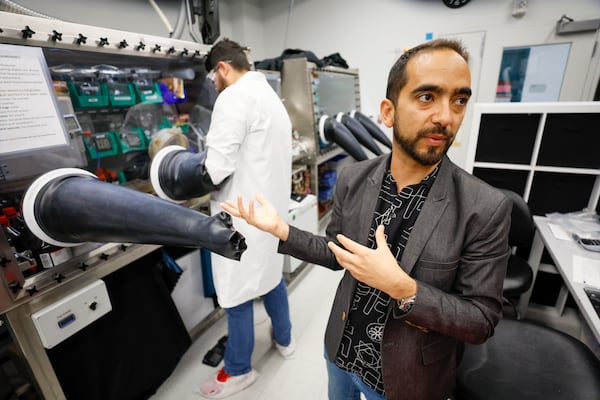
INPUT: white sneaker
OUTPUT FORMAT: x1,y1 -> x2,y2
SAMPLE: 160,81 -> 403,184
274,336 -> 296,359
199,368 -> 258,398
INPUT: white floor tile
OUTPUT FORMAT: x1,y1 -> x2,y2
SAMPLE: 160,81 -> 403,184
149,264 -> 591,399
149,265 -> 343,400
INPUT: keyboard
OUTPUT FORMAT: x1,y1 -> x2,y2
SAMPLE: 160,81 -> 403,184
584,287 -> 600,319
572,233 -> 600,252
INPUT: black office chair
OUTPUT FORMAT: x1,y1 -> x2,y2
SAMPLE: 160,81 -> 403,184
499,189 -> 535,320
456,318 -> 600,400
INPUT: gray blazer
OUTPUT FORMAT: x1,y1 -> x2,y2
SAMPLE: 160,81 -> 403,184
279,154 -> 511,400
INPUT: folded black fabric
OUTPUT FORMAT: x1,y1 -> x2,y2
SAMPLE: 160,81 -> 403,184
254,48 -> 348,71
322,52 -> 349,68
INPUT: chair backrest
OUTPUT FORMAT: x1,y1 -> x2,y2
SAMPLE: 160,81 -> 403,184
456,318 -> 600,400
498,189 -> 536,249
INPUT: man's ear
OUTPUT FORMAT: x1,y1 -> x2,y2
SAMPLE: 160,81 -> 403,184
380,99 -> 395,128
217,61 -> 228,75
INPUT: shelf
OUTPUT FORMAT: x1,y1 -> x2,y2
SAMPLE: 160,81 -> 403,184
533,166 -> 600,175
317,145 -> 345,165
474,163 -> 600,175
473,162 -> 533,171
467,102 -> 600,216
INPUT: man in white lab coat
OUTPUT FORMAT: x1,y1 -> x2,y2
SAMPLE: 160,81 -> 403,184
198,38 -> 294,399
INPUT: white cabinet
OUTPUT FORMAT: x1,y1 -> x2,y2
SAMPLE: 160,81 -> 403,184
465,101 -> 600,311
170,249 -> 216,333
284,195 -> 318,273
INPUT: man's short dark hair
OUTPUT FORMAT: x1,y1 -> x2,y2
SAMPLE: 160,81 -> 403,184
386,38 -> 469,106
204,38 -> 251,72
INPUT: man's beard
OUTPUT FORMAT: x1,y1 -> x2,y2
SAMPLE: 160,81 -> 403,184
393,123 -> 454,166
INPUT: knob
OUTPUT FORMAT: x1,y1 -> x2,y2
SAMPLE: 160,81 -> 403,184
51,30 -> 62,42
99,253 -> 109,260
167,46 -> 176,54
152,44 -> 161,53
21,26 -> 35,39
79,262 -> 89,271
89,301 -> 98,311
76,33 -> 87,45
98,37 -> 109,47
118,40 -> 129,49
25,286 -> 38,296
53,273 -> 65,283
181,48 -> 189,56
136,41 -> 146,51
120,244 -> 128,252
8,282 -> 21,294
192,50 -> 201,58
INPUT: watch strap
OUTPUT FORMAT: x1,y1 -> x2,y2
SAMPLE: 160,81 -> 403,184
395,294 -> 416,317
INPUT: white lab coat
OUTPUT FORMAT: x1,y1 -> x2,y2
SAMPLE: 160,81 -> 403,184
205,71 -> 292,308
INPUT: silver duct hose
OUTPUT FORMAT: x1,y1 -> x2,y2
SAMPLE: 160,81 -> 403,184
0,0 -> 61,20
185,0 -> 204,43
171,0 -> 187,39
147,0 -> 174,34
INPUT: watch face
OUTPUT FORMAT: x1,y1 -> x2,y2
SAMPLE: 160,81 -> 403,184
397,297 -> 415,315
443,0 -> 471,8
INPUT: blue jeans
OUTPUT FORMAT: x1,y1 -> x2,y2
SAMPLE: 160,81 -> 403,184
223,277 -> 291,376
325,350 -> 386,400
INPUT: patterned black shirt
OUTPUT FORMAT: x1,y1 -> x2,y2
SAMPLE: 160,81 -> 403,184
335,163 -> 439,395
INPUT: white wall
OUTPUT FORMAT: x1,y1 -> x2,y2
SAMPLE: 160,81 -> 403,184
253,0 -> 600,166
5,0 -> 239,43
6,0 -> 182,38
7,0 -> 600,166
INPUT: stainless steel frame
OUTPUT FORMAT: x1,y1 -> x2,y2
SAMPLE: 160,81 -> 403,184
0,11 -> 211,61
281,57 -> 361,200
4,242 -> 159,399
0,11 -> 213,398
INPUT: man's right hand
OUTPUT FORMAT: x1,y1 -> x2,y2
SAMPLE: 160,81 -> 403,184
220,194 -> 290,241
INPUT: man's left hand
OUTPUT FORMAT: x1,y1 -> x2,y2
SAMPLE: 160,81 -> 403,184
327,225 -> 417,300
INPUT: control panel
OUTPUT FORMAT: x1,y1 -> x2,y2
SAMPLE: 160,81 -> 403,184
31,280 -> 112,349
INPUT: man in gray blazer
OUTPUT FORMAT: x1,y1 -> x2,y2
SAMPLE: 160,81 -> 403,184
222,38 -> 511,400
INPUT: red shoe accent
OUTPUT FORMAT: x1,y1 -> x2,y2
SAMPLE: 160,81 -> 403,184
216,368 -> 231,383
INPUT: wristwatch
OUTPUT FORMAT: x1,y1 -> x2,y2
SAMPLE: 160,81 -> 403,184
396,295 -> 416,316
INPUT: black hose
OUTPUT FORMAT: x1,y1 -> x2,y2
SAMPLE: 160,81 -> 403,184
25,170 -> 246,260
351,111 -> 392,149
319,116 -> 368,161
337,113 -> 383,156
151,146 -> 224,201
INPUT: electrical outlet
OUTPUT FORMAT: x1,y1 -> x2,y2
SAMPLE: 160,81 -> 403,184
512,0 -> 528,18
